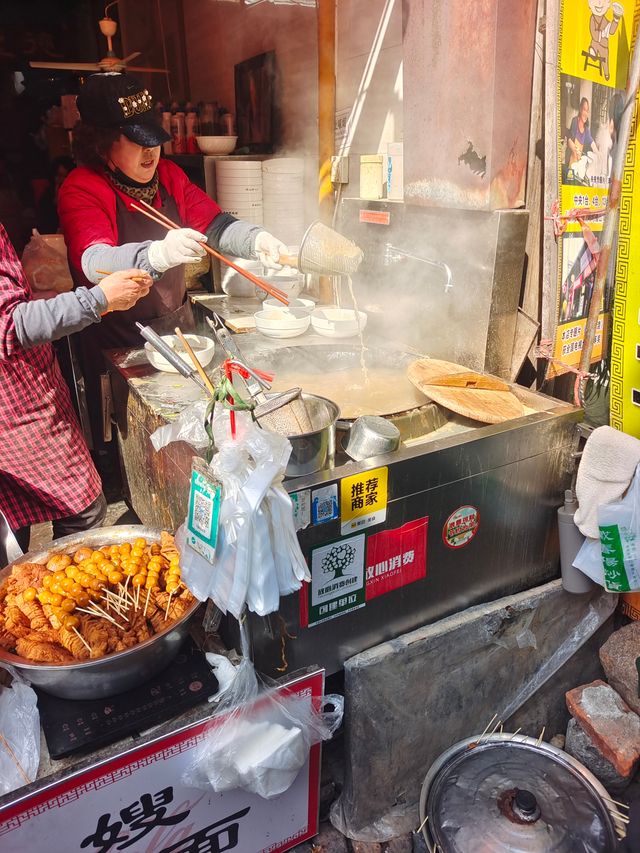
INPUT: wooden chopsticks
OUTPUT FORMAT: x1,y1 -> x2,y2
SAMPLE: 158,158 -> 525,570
130,199 -> 290,306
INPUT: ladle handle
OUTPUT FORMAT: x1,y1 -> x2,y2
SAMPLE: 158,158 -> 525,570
278,253 -> 299,268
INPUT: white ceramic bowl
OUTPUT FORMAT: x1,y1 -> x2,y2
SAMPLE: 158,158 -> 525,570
221,257 -> 264,297
256,270 -> 304,300
216,161 -> 262,174
264,296 -> 315,311
196,136 -> 238,156
216,175 -> 263,187
144,334 -> 215,373
196,136 -> 237,155
254,307 -> 311,338
263,158 -> 305,174
311,308 -> 368,339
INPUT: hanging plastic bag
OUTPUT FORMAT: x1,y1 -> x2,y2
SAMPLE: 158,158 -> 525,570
573,536 -> 605,587
21,230 -> 73,294
0,676 -> 40,794
178,409 -> 310,618
598,463 -> 640,591
182,623 -> 343,799
150,399 -> 211,452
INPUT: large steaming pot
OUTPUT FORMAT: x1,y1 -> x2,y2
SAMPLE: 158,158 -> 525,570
0,525 -> 201,700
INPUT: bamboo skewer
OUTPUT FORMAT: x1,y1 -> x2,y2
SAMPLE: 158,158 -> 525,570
72,627 -> 92,653
164,591 -> 174,621
131,200 -> 290,305
96,269 -> 148,283
174,326 -> 216,395
143,587 -> 152,617
602,795 -> 629,810
76,604 -> 126,631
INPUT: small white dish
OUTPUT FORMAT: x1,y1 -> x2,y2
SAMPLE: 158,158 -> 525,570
144,334 -> 215,373
311,308 -> 368,339
254,307 -> 311,339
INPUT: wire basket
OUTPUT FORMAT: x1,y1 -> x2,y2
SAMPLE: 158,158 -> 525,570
297,220 -> 364,276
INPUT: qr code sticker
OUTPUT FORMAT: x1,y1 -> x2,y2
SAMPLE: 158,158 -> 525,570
316,498 -> 335,521
192,490 -> 212,536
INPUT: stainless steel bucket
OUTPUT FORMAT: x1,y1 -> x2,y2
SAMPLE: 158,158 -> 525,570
284,393 -> 340,477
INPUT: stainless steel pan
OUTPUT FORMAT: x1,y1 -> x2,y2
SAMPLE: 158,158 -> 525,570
0,525 -> 201,700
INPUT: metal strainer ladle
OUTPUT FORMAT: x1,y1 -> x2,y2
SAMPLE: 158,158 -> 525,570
279,220 -> 364,277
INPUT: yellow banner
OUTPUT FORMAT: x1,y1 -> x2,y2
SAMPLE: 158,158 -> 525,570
552,0 -> 635,376
611,43 -> 640,437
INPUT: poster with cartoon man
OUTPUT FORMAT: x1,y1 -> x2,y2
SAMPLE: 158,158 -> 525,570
586,0 -> 624,80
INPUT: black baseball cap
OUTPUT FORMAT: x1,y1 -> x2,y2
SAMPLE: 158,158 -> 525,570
76,72 -> 170,148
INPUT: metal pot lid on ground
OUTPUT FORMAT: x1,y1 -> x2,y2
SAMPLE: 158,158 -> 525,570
420,734 -> 623,852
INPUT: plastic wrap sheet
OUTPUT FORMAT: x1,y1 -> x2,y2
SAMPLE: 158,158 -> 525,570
330,582 -> 617,842
0,677 -> 40,795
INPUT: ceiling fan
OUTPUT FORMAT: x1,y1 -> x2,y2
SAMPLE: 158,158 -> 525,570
29,2 -> 168,75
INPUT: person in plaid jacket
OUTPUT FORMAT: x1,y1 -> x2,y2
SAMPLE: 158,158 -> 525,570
0,223 -> 151,552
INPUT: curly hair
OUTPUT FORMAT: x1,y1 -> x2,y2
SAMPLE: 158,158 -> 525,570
71,122 -> 121,170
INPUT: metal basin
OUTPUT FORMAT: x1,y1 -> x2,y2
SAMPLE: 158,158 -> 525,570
0,525 -> 201,700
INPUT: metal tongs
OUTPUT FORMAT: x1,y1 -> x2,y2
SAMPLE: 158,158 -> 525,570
136,322 -> 209,394
205,314 -> 310,427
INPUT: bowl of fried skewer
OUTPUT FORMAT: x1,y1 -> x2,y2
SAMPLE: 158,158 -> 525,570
0,526 -> 201,699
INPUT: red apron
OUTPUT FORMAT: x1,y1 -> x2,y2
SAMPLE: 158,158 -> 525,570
75,187 -> 195,445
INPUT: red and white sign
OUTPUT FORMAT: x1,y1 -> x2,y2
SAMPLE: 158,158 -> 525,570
0,671 -> 323,853
358,209 -> 391,226
442,505 -> 480,549
365,517 -> 428,600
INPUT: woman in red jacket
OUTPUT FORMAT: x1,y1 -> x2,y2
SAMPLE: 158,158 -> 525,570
58,72 -> 286,444
60,73 -> 286,343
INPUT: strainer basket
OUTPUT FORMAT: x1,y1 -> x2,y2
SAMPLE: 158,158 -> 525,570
294,220 -> 364,276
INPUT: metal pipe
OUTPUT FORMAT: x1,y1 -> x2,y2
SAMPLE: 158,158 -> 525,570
383,243 -> 453,292
577,18 -> 640,388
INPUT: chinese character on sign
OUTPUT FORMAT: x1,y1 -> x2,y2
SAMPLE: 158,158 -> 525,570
81,787 -> 189,852
159,807 -> 251,853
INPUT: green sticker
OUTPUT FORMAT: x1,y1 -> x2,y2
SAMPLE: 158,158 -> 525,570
186,461 -> 221,564
599,523 -> 631,592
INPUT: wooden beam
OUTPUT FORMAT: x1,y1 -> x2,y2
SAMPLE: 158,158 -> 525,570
541,0 -> 560,382
317,0 -> 336,222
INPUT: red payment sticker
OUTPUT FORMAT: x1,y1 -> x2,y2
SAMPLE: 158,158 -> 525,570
365,517 -> 428,600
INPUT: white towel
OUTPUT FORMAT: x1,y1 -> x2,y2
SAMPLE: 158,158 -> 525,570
574,425 -> 640,538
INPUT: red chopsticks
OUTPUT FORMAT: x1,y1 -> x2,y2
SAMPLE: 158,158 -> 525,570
130,199 -> 289,306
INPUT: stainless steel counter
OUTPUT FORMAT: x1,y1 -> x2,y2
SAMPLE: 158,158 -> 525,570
105,308 -> 581,678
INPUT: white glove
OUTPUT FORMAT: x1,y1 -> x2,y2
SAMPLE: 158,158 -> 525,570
254,231 -> 287,270
147,228 -> 208,273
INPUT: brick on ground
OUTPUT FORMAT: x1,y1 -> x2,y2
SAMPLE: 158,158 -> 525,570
351,843 -> 382,853
599,621 -> 640,717
565,679 -> 640,777
293,822 -> 348,853
386,835 -> 413,853
565,718 -> 633,790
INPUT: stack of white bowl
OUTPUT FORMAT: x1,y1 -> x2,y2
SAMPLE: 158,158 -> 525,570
262,158 -> 305,245
215,160 -> 263,224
